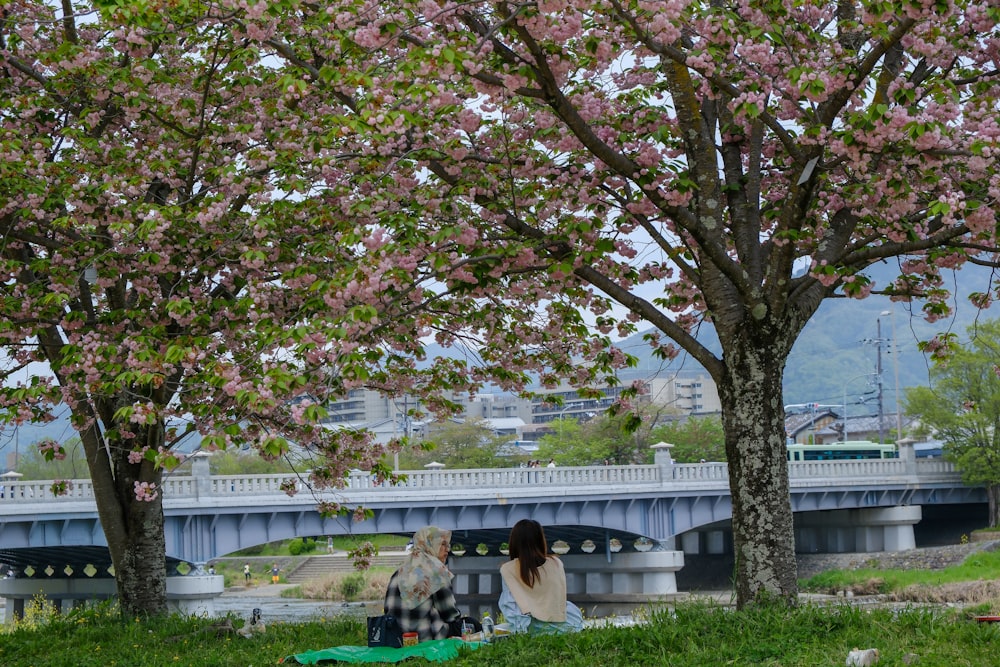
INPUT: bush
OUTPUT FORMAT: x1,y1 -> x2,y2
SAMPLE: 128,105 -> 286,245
297,570 -> 392,601
288,538 -> 306,555
340,573 -> 366,601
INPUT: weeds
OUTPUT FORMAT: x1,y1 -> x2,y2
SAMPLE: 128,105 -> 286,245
287,569 -> 392,601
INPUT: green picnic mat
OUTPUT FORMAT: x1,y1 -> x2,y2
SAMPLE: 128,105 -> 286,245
283,638 -> 479,664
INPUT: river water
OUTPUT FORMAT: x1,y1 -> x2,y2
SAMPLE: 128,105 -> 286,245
0,586 -> 373,626
211,588 -> 373,624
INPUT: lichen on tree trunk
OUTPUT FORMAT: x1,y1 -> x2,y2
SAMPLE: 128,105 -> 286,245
718,331 -> 799,608
114,501 -> 168,616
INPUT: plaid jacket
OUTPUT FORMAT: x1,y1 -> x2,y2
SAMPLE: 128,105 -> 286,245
383,570 -> 461,641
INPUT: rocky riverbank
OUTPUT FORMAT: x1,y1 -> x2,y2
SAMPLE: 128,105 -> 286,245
796,539 -> 1000,580
678,539 -> 1000,594
796,539 -> 1000,604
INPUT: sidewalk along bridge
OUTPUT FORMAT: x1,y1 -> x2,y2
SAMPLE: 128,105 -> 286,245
0,442 -> 984,620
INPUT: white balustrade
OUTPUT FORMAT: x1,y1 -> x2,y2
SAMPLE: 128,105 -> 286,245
0,459 -> 961,508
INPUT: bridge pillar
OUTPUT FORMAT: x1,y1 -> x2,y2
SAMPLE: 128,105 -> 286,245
448,549 -> 685,618
679,529 -> 729,555
0,575 -> 224,624
794,506 -> 921,553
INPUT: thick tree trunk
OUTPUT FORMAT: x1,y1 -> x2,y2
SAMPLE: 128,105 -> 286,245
718,335 -> 798,608
81,418 -> 169,617
112,478 -> 167,616
988,485 -> 1000,528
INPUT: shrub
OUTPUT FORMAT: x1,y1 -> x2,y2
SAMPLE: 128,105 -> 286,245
340,573 -> 366,601
289,538 -> 306,555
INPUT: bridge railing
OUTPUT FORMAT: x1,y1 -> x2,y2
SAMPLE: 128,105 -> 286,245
347,465 -> 662,489
0,458 -> 963,507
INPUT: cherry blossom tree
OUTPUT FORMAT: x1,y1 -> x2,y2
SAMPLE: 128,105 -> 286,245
0,0 -> 486,616
248,0 -> 1000,607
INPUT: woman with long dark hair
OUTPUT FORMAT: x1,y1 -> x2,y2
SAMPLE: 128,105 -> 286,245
498,519 -> 583,634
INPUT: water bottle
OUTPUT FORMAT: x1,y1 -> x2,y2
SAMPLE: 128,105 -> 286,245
481,611 -> 495,641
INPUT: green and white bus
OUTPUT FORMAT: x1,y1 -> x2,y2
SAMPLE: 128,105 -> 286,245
786,440 -> 897,461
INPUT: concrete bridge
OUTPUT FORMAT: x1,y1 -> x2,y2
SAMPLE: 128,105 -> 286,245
0,443 -> 984,620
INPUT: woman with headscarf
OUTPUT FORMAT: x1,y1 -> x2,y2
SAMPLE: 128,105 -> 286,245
499,519 -> 583,635
383,525 -> 464,641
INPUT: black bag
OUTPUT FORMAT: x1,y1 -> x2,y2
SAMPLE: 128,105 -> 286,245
367,614 -> 403,648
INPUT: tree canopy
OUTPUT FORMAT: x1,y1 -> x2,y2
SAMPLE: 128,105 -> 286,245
396,418 -> 521,469
906,319 -> 1000,527
651,415 -> 727,463
536,405 -> 674,465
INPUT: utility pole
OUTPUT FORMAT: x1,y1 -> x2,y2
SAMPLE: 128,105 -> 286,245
876,317 -> 885,444
864,315 -> 889,444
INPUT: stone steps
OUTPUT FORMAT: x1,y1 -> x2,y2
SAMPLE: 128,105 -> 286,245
286,553 -> 407,584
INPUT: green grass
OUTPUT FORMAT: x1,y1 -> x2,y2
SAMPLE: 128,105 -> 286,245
3,601 -> 1000,666
11,540 -> 994,665
329,534 -> 410,551
230,535 -> 409,558
801,549 -> 1000,594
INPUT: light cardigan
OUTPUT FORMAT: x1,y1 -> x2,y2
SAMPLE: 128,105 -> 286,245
499,556 -> 568,622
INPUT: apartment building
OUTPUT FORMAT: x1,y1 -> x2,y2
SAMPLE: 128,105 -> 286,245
319,369 -> 721,444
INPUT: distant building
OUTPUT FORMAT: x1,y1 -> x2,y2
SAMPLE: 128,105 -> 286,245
784,409 -> 841,444
785,412 -> 914,444
474,369 -> 721,441
321,369 -> 722,444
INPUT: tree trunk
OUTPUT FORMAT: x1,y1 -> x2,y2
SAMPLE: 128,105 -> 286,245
112,474 -> 167,617
718,334 -> 798,608
988,484 -> 1000,528
81,418 -> 169,617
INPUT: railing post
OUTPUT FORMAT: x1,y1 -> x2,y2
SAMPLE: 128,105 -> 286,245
191,451 -> 212,499
897,437 -> 917,476
651,441 -> 674,482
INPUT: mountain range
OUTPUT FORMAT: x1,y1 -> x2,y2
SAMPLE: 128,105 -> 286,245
613,262 -> 999,411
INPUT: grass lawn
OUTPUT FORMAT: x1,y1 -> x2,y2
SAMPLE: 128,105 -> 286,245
2,600 -> 999,666
6,545 -> 1000,666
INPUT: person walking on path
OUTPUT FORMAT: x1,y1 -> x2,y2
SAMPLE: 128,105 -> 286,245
270,563 -> 280,584
243,563 -> 251,584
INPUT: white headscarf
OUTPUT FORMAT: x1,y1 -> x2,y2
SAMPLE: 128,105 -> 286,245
397,526 -> 454,609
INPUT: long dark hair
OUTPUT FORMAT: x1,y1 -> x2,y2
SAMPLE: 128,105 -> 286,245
508,519 -> 548,587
